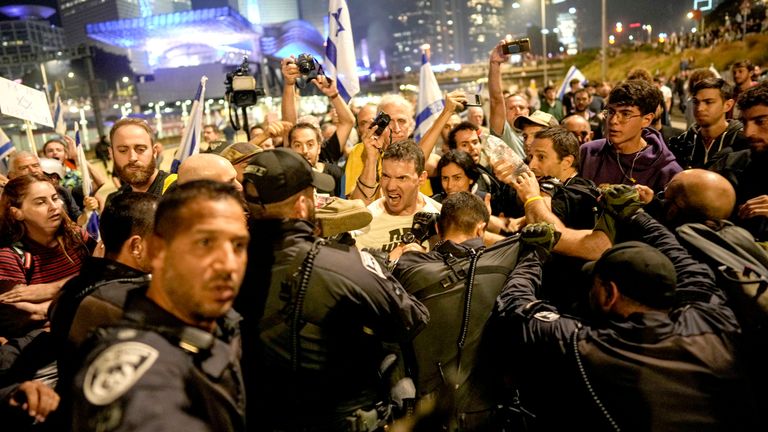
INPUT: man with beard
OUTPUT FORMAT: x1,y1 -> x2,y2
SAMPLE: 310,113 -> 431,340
105,118 -> 176,207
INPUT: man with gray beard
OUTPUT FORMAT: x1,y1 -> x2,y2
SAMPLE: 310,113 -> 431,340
105,118 -> 177,207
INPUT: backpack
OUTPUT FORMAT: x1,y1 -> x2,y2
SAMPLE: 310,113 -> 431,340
394,235 -> 521,400
676,221 -> 768,326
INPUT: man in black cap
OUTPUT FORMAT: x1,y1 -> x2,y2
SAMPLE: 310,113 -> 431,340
239,148 -> 429,431
495,199 -> 755,431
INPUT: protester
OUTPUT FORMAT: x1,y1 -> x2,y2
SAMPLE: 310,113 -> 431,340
240,148 -> 428,430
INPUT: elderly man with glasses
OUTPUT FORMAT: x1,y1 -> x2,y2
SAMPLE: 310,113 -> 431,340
579,80 -> 682,192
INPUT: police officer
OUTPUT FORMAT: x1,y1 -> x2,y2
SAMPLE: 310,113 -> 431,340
241,148 -> 429,431
71,181 -> 250,431
393,192 -> 522,431
495,194 -> 756,431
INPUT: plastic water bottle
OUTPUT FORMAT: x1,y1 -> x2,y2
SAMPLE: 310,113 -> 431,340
483,135 -> 530,176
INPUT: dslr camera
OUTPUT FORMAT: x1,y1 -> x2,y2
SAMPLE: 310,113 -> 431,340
401,212 -> 439,245
369,111 -> 391,136
296,53 -> 318,76
225,56 -> 265,108
501,37 -> 531,55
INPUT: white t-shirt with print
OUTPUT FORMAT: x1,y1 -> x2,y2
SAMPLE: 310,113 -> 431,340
353,193 -> 442,253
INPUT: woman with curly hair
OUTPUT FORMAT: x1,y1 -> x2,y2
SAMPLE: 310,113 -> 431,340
0,173 -> 96,337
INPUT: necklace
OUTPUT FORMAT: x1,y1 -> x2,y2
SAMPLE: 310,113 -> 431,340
615,148 -> 644,184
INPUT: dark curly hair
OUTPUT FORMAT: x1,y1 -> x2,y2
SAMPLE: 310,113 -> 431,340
607,80 -> 663,116
447,121 -> 479,150
737,81 -> 768,112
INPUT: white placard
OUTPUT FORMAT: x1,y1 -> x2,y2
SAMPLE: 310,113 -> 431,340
0,77 -> 53,127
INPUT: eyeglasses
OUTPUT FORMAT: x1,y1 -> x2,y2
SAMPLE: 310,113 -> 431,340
601,109 -> 644,124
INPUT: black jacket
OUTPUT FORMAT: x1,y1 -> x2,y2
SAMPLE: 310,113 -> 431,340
495,212 -> 754,431
72,289 -> 246,432
250,219 -> 429,431
668,120 -> 749,169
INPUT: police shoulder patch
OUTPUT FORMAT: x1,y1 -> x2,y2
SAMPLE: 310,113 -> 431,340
83,341 -> 159,406
533,311 -> 561,322
359,250 -> 387,279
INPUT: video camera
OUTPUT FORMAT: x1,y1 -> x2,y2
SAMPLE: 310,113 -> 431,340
225,56 -> 265,108
369,111 -> 391,136
401,212 -> 439,245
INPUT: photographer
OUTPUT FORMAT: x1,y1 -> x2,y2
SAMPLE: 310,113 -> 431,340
280,55 -> 355,171
392,192 -> 522,431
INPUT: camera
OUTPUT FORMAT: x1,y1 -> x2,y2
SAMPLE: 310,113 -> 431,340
401,212 -> 439,245
501,38 -> 531,55
369,111 -> 391,136
225,56 -> 265,108
296,53 -> 318,76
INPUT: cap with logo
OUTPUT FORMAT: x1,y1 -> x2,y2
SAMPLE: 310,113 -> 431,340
582,240 -> 677,309
242,148 -> 334,205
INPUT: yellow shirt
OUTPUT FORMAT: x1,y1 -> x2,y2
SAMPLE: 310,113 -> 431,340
344,142 -> 433,198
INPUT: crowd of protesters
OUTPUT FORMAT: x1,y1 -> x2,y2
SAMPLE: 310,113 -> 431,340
0,34 -> 767,432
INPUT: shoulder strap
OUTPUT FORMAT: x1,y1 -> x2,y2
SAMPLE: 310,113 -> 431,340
162,173 -> 178,194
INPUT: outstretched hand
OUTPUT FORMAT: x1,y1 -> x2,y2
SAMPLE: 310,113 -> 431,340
520,222 -> 560,252
600,184 -> 645,220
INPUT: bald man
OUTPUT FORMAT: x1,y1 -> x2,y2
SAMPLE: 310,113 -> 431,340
177,153 -> 242,191
662,169 -> 736,228
561,115 -> 594,145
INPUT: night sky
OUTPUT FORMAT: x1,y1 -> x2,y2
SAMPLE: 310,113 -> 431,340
346,0 -> 703,57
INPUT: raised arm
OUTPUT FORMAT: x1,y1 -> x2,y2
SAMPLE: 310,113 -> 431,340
488,41 -> 510,136
280,56 -> 300,124
347,126 -> 382,205
313,75 -> 355,151
418,90 -> 466,176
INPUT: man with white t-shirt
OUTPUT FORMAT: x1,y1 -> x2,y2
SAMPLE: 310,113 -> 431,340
354,140 -> 441,254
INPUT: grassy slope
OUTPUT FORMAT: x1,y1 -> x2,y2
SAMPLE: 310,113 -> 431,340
567,33 -> 768,82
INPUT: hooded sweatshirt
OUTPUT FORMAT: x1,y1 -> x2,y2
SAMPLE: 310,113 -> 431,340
580,127 -> 682,192
668,119 -> 750,169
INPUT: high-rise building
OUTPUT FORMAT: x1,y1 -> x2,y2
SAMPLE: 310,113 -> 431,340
389,0 -> 505,72
58,0 -> 191,48
0,3 -> 65,78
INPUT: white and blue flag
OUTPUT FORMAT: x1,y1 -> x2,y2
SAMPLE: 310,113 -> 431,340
74,122 -> 100,240
414,52 -> 445,143
53,91 -> 66,136
171,76 -> 207,174
0,127 -> 14,176
556,65 -> 586,100
325,0 -> 360,102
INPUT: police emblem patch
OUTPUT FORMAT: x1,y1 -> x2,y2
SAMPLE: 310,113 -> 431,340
83,342 -> 159,406
359,250 -> 386,279
533,311 -> 560,322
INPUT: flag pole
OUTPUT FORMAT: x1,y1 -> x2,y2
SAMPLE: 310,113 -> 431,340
24,121 -> 36,154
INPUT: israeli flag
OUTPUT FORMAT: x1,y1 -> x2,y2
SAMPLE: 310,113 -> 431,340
0,127 -> 14,176
414,53 -> 445,143
74,122 -> 100,240
171,76 -> 207,174
53,91 -> 66,136
325,0 -> 360,102
556,65 -> 586,100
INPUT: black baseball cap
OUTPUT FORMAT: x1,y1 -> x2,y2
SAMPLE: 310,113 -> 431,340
242,148 -> 334,205
582,241 -> 677,309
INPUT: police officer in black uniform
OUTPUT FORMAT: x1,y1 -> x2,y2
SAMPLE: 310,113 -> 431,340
240,148 -> 429,431
71,181 -> 250,431
393,192 -> 522,431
